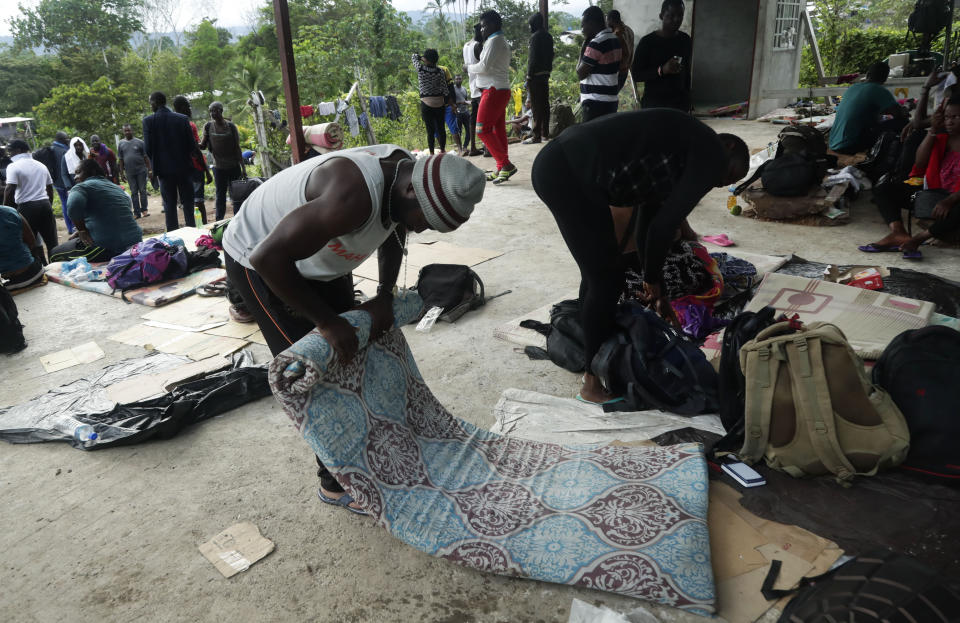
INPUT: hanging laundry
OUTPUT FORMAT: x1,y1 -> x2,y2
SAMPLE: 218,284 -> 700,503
358,111 -> 369,130
512,87 -> 522,116
368,96 -> 388,118
315,101 -> 337,116
345,107 -> 359,136
300,104 -> 316,118
336,99 -> 349,114
385,96 -> 402,121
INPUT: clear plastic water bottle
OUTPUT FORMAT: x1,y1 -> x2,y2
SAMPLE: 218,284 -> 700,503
194,206 -> 202,225
74,424 -> 98,448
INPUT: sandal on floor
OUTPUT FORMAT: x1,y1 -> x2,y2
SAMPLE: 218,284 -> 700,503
858,243 -> 902,253
317,489 -> 368,515
492,166 -> 518,185
197,281 -> 228,297
902,249 -> 923,260
485,170 -> 501,181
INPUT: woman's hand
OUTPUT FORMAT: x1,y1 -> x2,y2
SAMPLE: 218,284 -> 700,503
642,281 -> 681,329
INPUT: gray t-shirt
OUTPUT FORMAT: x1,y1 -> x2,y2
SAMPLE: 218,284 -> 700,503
117,138 -> 148,176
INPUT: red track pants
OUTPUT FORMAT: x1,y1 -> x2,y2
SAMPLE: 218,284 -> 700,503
476,87 -> 512,170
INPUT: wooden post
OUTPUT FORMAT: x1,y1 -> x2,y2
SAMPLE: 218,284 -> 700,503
803,9 -> 826,85
944,0 -> 956,68
250,92 -> 273,178
354,78 -> 378,146
539,0 -> 548,29
274,0 -> 305,165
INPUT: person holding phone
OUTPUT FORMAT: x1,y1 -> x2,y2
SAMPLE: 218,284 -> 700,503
631,0 -> 692,111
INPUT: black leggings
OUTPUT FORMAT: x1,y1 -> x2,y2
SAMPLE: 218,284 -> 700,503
224,252 -> 355,493
873,181 -> 960,237
420,102 -> 446,153
18,200 -> 58,262
49,238 -> 113,263
532,141 -> 638,372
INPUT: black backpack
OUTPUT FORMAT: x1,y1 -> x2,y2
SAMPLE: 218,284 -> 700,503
872,325 -> 960,482
414,264 -> 485,322
518,299 -> 587,373
859,131 -> 903,183
771,549 -> 960,622
0,283 -> 26,354
592,302 -> 720,415
776,125 -> 827,160
735,126 -> 831,197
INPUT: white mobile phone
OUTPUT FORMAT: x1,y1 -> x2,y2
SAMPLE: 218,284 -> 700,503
721,461 -> 766,488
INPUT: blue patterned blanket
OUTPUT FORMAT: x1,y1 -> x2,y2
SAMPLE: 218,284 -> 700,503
268,292 -> 715,613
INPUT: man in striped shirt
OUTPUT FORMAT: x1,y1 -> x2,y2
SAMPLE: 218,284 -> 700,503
577,6 -> 622,122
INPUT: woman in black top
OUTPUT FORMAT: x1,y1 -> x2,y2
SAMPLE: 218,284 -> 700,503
200,101 -> 246,220
531,110 -> 748,404
413,49 -> 453,154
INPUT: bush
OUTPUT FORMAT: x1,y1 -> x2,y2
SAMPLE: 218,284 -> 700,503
800,28 -> 910,86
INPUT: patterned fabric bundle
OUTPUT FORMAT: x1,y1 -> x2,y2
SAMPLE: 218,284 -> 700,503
268,292 -> 716,613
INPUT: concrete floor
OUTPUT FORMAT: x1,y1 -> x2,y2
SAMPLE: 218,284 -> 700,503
2,119 -> 958,623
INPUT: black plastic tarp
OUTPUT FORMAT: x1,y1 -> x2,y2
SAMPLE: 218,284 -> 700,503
0,350 -> 271,449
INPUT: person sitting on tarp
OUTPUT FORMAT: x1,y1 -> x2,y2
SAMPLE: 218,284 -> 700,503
0,203 -> 45,291
531,109 -> 749,404
860,97 -> 960,260
222,146 -> 485,514
829,62 -> 908,155
49,160 -> 143,263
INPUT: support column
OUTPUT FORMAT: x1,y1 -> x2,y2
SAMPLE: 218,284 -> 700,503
274,0 -> 305,165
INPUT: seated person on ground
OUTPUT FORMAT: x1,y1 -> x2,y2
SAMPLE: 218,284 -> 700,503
829,62 -> 908,155
861,97 -> 960,260
49,160 -> 143,263
221,146 -> 485,513
531,109 -> 749,404
0,204 -> 45,290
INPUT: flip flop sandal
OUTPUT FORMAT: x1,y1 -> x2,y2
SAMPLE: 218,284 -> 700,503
902,249 -> 923,260
493,167 -> 518,185
701,234 -> 735,247
858,243 -> 902,253
197,282 -> 228,297
485,170 -> 500,181
317,489 -> 368,515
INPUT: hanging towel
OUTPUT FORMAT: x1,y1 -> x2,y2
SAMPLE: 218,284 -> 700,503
345,107 -> 359,136
300,104 -> 316,118
358,111 -> 370,130
316,101 -> 337,116
385,95 -> 402,121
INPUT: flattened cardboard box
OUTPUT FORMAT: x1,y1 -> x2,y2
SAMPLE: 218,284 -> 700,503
199,522 -> 274,578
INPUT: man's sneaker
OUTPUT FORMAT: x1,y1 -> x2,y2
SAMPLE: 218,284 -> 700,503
229,304 -> 255,324
492,165 -> 518,185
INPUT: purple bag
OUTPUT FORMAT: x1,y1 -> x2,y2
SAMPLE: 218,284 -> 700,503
106,238 -> 188,291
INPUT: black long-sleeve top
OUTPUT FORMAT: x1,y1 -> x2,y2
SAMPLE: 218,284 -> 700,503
550,109 -> 726,283
528,29 -> 554,76
631,30 -> 692,111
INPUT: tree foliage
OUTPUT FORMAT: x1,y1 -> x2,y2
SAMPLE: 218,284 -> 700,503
34,76 -> 144,142
182,19 -> 234,94
0,48 -> 57,115
10,0 -> 142,53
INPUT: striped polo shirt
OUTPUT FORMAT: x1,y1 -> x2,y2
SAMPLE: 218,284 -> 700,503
580,28 -> 622,103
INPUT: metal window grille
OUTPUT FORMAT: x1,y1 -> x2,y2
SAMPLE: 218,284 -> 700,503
773,0 -> 802,50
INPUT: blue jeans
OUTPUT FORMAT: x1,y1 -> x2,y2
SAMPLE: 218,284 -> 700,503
127,171 -> 148,217
158,175 -> 195,231
55,186 -> 73,233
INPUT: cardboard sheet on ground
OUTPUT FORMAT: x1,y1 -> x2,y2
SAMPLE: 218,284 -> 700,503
141,295 -> 229,329
40,341 -> 105,373
199,522 -> 275,578
46,264 -> 225,307
268,292 -> 717,613
491,388 -> 725,445
106,355 -> 234,403
352,240 -> 502,282
108,322 -> 247,361
745,272 -> 935,359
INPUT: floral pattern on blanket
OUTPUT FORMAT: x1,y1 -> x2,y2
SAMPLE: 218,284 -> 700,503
269,292 -> 715,613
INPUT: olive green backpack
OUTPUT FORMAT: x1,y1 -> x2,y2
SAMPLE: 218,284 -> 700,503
738,321 -> 910,484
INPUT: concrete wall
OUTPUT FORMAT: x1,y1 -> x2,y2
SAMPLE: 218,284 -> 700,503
690,0 -> 758,109
614,0 -> 695,43
748,0 -> 807,118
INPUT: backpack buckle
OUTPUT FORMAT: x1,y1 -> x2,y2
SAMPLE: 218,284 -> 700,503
793,336 -> 808,351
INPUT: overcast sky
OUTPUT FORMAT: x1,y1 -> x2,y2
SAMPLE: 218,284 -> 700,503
1,0 -> 591,37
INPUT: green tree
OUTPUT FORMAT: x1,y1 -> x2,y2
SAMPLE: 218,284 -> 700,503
34,76 -> 143,142
147,49 -> 194,98
0,48 -> 57,115
182,19 -> 235,95
222,50 -> 282,115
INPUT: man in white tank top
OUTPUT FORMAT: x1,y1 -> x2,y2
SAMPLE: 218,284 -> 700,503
223,146 -> 484,512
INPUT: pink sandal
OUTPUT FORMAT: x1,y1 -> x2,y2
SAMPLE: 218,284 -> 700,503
701,234 -> 735,247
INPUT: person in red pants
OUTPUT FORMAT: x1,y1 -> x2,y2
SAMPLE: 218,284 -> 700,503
468,10 -> 517,185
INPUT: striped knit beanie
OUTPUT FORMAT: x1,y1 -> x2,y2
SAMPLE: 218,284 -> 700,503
412,153 -> 485,232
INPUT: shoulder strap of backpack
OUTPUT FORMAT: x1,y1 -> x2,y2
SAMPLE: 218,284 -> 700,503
468,268 -> 485,305
733,160 -> 768,196
739,341 -> 780,462
784,334 -> 857,483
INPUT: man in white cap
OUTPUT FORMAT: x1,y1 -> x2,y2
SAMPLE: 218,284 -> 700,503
222,144 -> 485,513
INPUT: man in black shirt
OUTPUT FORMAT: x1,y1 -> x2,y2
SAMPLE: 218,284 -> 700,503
525,12 -> 554,144
531,110 -> 749,404
632,0 -> 692,111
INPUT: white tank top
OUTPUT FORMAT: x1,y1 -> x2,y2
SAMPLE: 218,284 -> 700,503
223,145 -> 412,281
